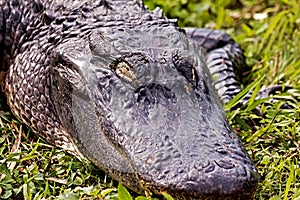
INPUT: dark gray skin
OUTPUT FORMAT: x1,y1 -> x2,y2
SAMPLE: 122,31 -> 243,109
0,0 -> 258,199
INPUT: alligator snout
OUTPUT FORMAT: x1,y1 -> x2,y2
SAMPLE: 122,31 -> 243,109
128,109 -> 258,199
145,156 -> 258,199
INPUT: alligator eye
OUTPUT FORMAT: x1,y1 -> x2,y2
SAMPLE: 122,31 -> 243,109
110,59 -> 138,84
172,51 -> 199,88
116,61 -> 138,82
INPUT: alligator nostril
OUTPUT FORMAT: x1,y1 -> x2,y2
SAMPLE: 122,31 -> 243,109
135,83 -> 176,105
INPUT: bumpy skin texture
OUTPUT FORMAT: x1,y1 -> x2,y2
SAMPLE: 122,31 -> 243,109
0,0 -> 258,199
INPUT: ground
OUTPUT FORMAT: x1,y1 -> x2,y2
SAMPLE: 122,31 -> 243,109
0,0 -> 300,199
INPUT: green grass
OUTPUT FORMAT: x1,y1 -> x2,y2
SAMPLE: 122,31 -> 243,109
1,0 -> 300,199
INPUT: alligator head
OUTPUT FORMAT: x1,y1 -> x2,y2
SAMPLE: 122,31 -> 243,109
49,25 -> 258,199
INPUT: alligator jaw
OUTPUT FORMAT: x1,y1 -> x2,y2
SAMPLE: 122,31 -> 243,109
49,29 -> 258,198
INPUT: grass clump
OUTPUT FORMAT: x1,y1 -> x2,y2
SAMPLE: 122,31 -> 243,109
1,0 -> 300,199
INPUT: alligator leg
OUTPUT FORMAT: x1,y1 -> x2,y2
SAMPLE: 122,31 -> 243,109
184,28 -> 245,104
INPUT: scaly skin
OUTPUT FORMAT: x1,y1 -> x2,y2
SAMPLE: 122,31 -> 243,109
0,0 -> 258,199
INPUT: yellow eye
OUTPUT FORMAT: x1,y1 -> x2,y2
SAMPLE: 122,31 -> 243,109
116,61 -> 138,84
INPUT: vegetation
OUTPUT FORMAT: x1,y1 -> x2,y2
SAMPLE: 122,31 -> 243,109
1,0 -> 300,199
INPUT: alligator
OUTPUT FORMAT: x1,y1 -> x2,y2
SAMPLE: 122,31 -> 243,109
0,0 -> 259,199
